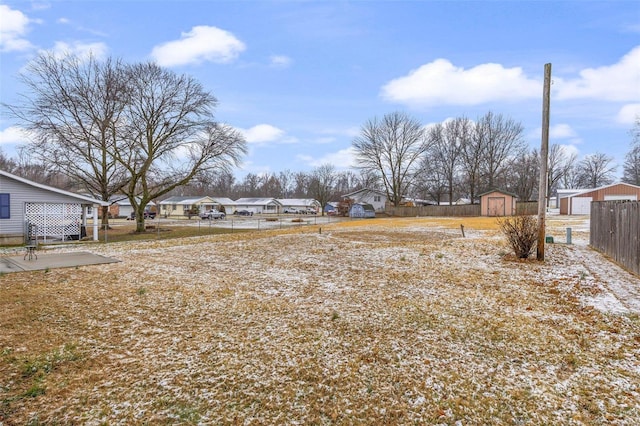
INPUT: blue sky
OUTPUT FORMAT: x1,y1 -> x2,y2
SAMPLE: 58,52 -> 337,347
1,1 -> 639,179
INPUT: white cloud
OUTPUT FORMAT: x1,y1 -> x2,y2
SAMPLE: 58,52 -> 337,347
558,144 -> 580,158
48,41 -> 109,60
297,147 -> 356,169
381,59 -> 540,106
151,26 -> 245,67
0,126 -> 30,145
0,5 -> 35,52
269,55 -> 292,68
616,103 -> 640,124
238,124 -> 298,145
555,46 -> 640,102
549,123 -> 578,139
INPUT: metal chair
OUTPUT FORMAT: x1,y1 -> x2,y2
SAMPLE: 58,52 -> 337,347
24,223 -> 38,261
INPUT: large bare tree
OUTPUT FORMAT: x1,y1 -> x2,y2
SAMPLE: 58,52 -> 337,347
622,117 -> 640,185
119,63 -> 246,231
426,117 -> 470,204
6,53 -> 131,225
547,144 -> 577,206
575,152 -> 617,188
352,111 -> 430,206
308,164 -> 336,215
475,111 -> 527,190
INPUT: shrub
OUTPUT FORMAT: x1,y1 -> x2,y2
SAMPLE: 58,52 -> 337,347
498,214 -> 539,259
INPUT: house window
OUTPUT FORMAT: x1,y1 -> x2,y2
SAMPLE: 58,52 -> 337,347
374,195 -> 381,202
172,204 -> 177,211
0,194 -> 9,219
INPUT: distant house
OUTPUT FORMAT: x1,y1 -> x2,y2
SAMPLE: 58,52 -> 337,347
559,182 -> 640,215
349,202 -> 376,218
276,198 -> 321,213
158,196 -> 216,217
324,202 -> 338,215
234,198 -> 282,214
0,170 -> 107,244
209,197 -> 237,214
342,189 -> 387,211
479,189 -> 517,217
103,196 -> 156,219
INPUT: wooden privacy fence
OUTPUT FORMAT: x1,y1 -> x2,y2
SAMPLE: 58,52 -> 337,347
590,201 -> 640,275
386,201 -> 538,217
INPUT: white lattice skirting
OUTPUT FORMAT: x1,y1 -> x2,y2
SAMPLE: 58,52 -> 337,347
25,202 -> 82,243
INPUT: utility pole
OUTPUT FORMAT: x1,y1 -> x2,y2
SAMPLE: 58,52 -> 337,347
537,63 -> 551,261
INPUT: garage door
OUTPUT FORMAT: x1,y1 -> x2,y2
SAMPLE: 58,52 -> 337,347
571,197 -> 592,215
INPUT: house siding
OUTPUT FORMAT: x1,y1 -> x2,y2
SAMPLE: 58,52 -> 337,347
1,175 -> 89,238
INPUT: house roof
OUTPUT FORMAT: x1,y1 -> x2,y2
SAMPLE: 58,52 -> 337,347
352,202 -> 376,211
478,189 -> 519,198
109,195 -> 155,206
234,198 -> 282,206
342,188 -> 386,199
0,170 -> 108,206
211,197 -> 236,205
276,198 -> 320,207
561,182 -> 640,198
159,196 -> 214,205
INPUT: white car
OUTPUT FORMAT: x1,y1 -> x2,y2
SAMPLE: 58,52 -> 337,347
200,209 -> 226,219
283,207 -> 300,214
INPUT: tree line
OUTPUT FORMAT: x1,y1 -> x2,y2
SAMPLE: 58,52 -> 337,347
2,53 -> 639,227
353,112 -> 639,207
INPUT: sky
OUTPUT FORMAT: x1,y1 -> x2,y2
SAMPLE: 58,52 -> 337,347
1,0 -> 639,179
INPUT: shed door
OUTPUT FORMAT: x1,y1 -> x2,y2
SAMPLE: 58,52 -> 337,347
487,197 -> 506,216
571,197 -> 592,215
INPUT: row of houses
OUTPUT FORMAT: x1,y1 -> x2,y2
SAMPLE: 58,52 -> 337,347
106,188 -> 390,218
3,168 -> 639,244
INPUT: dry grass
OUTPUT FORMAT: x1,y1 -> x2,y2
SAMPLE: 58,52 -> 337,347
1,216 -> 639,424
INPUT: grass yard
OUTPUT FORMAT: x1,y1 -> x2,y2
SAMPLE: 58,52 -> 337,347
1,216 -> 639,424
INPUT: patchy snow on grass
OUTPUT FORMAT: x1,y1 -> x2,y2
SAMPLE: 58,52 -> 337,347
0,216 -> 638,424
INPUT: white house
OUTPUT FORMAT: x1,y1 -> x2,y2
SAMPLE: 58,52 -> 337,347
276,198 -> 321,213
0,170 -> 107,244
106,196 -> 156,218
158,196 -> 216,216
234,198 -> 282,214
342,189 -> 387,211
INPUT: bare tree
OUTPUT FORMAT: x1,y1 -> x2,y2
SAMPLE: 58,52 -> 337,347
622,144 -> 640,185
547,144 -> 577,205
575,152 -> 617,188
508,149 -> 539,201
459,124 -> 484,204
292,171 -> 309,198
308,164 -> 336,215
475,111 -> 527,190
353,111 -> 430,206
6,53 -> 131,224
118,62 -> 246,231
0,148 -> 17,173
622,117 -> 640,185
426,117 -> 469,204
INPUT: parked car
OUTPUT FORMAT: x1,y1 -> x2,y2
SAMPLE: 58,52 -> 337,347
234,209 -> 254,216
128,211 -> 156,220
283,207 -> 300,214
200,209 -> 225,220
302,208 -> 317,215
